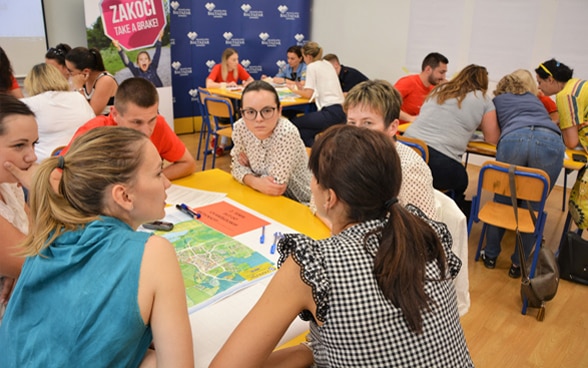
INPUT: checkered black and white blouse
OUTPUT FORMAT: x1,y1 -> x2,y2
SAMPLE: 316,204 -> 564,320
277,205 -> 473,367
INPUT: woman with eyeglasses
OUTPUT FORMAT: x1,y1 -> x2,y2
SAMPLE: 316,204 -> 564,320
230,80 -> 311,204
535,59 -> 588,229
45,44 -> 72,81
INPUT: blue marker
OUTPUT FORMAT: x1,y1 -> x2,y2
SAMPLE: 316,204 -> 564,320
270,232 -> 283,255
176,203 -> 201,219
260,226 -> 266,244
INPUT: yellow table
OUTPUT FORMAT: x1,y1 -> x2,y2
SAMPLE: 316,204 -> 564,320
173,169 -> 328,367
207,87 -> 314,111
174,169 -> 329,240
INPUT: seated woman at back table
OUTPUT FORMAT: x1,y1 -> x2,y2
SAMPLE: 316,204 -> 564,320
206,47 -> 254,89
231,80 -> 311,204
211,124 -> 472,367
535,59 -> 588,229
263,45 -> 307,85
21,63 -> 95,162
0,126 -> 193,367
65,47 -> 118,116
404,64 -> 499,215
288,41 -> 346,147
480,71 -> 564,278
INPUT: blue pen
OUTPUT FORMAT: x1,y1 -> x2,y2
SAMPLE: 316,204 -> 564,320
177,203 -> 201,219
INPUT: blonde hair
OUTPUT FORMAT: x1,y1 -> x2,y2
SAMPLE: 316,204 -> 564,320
428,64 -> 488,108
220,48 -> 238,81
494,74 -> 529,97
24,63 -> 70,96
21,126 -> 148,256
511,69 -> 539,96
301,41 -> 323,62
343,79 -> 402,127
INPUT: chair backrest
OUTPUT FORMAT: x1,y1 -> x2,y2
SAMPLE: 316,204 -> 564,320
204,96 -> 234,122
197,87 -> 211,123
397,135 -> 429,163
477,160 -> 550,203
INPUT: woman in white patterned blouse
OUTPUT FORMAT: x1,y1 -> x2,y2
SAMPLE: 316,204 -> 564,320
231,80 -> 311,204
212,125 -> 472,367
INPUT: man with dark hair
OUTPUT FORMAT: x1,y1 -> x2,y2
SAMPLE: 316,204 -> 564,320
324,53 -> 368,94
61,77 -> 196,180
394,52 -> 448,124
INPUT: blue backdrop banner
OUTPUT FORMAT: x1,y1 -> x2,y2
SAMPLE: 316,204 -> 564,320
169,1 -> 311,118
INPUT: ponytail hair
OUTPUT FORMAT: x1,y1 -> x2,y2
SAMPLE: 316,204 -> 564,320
21,126 -> 148,256
309,125 -> 447,334
65,47 -> 106,72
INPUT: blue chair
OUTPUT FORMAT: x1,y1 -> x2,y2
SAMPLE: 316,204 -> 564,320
196,87 -> 212,161
202,96 -> 235,170
467,160 -> 550,315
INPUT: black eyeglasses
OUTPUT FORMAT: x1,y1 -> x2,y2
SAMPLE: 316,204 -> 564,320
241,106 -> 277,120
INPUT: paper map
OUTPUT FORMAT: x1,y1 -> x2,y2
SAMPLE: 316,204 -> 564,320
156,219 -> 276,313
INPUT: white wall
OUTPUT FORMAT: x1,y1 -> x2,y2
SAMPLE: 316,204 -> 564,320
43,0 -> 88,49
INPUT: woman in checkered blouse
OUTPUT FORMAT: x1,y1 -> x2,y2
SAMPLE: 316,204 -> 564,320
211,125 -> 472,367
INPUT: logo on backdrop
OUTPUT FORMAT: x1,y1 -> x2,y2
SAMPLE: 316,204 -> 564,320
171,61 -> 192,76
259,32 -> 281,47
170,1 -> 191,17
294,33 -> 305,45
206,60 -> 216,72
241,4 -> 263,19
100,0 -> 167,50
188,89 -> 199,102
276,60 -> 287,70
277,5 -> 300,20
187,31 -> 210,47
205,3 -> 227,18
242,60 -> 262,75
223,32 -> 245,47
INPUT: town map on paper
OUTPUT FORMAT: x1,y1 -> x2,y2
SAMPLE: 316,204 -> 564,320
157,220 -> 276,312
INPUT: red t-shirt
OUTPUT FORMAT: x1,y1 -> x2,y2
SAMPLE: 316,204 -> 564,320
538,93 -> 557,114
10,75 -> 19,91
61,114 -> 186,162
394,74 -> 434,124
207,64 -> 251,84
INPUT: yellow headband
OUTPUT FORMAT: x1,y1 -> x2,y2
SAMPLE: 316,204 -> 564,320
539,63 -> 553,77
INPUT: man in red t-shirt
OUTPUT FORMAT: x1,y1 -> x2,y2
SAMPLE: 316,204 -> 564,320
62,78 -> 196,180
395,53 -> 448,124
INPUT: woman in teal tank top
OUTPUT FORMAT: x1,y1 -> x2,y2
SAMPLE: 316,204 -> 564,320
0,127 -> 193,367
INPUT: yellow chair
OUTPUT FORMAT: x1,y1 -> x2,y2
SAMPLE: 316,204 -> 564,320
202,95 -> 235,170
397,135 -> 429,163
467,161 -> 550,315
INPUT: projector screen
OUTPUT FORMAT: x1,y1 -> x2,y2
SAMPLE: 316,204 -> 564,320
0,0 -> 47,77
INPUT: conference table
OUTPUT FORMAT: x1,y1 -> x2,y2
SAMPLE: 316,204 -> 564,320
172,169 -> 329,367
207,86 -> 315,114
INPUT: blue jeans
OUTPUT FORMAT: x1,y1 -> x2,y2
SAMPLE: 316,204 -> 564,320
484,126 -> 565,265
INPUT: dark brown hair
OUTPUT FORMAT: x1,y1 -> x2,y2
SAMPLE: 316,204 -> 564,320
309,125 -> 447,334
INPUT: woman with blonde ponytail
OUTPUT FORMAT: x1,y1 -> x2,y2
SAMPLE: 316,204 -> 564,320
0,126 -> 193,367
